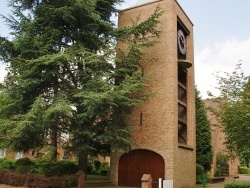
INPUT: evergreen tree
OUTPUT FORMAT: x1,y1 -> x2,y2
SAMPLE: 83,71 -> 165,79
195,89 -> 213,172
0,0 -> 163,173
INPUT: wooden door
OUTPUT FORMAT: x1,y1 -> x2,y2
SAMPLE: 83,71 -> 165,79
118,149 -> 165,187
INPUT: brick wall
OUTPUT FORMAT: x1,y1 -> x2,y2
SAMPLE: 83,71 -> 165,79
110,1 -> 195,187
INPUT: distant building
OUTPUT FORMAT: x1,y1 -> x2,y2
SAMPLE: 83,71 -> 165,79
110,0 -> 196,187
204,99 -> 239,177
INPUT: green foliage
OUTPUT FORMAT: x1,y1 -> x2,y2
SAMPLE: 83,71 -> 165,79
209,64 -> 250,162
16,157 -> 35,174
86,159 -> 110,175
195,89 -> 213,172
16,157 -> 33,166
0,0 -> 163,171
0,158 -> 16,171
224,182 -> 250,188
214,152 -> 229,176
0,158 -> 78,177
239,166 -> 250,174
31,159 -> 78,177
93,160 -> 101,172
101,161 -> 109,170
196,164 -> 206,184
87,161 -> 93,174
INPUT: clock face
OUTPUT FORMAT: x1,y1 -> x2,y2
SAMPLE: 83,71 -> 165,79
177,29 -> 186,55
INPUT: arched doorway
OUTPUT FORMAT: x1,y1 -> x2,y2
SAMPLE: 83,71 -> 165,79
118,149 -> 165,187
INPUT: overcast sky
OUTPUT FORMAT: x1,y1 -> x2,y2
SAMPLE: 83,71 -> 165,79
1,0 -> 250,98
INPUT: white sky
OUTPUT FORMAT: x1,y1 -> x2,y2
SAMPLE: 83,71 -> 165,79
1,0 -> 250,98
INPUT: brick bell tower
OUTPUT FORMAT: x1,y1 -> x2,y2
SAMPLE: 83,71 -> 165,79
110,0 -> 196,187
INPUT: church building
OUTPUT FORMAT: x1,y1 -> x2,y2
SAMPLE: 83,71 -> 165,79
110,0 -> 196,187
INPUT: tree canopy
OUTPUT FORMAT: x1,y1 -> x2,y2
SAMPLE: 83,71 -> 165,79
0,0 -> 163,172
195,89 -> 213,172
209,63 -> 250,163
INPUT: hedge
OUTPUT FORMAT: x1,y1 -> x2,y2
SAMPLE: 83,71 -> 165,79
0,158 -> 78,177
0,169 -> 77,188
239,167 -> 250,174
224,182 -> 250,188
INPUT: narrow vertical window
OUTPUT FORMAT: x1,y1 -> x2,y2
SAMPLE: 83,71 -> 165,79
178,65 -> 187,144
140,112 -> 143,125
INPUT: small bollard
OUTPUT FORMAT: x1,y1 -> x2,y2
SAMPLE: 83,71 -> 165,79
141,174 -> 153,188
159,178 -> 162,188
75,170 -> 85,188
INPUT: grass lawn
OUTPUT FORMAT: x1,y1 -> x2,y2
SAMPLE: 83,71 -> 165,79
86,174 -> 110,180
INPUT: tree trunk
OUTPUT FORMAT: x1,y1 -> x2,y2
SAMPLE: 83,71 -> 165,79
78,150 -> 88,177
50,125 -> 58,161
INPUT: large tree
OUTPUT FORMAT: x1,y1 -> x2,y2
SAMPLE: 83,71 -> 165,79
0,0 -> 162,172
209,63 -> 250,163
195,89 -> 213,172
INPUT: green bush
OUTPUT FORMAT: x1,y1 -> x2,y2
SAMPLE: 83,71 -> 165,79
32,159 -> 78,177
55,160 -> 78,176
0,158 -> 16,171
94,160 -> 101,172
239,166 -> 250,174
101,161 -> 109,169
224,182 -> 250,188
100,169 -> 108,176
214,152 -> 229,176
87,161 -> 93,174
16,157 -> 34,166
16,157 -> 35,174
196,164 -> 207,185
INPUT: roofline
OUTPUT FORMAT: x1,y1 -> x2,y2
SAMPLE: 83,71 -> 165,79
119,0 -> 193,26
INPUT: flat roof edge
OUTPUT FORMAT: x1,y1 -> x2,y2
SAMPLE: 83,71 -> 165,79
119,0 -> 193,26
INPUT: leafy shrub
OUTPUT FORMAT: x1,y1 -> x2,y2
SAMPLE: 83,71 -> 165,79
224,182 -> 250,188
101,161 -> 109,170
196,164 -> 207,185
87,161 -> 93,174
55,160 -> 78,176
16,157 -> 34,166
16,157 -> 35,174
100,169 -> 108,176
27,174 -> 77,188
2,171 -> 27,186
0,158 -> 16,171
27,174 -> 50,188
31,159 -> 78,177
196,164 -> 204,184
0,170 -> 77,188
239,166 -> 250,174
94,160 -> 101,172
0,170 -> 7,183
214,152 -> 229,176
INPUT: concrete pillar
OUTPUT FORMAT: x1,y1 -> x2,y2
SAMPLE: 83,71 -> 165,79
75,170 -> 85,188
141,174 -> 152,188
